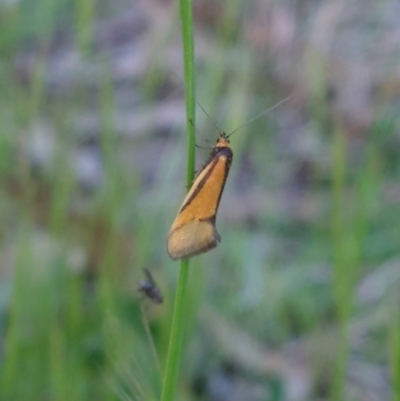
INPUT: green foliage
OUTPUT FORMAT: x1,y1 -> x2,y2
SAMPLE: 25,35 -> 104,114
0,0 -> 399,401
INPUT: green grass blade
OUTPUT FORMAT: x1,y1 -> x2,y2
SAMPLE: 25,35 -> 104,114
160,262 -> 190,401
160,0 -> 196,399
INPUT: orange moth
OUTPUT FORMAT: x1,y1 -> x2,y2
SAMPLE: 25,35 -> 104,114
166,96 -> 289,260
167,132 -> 233,260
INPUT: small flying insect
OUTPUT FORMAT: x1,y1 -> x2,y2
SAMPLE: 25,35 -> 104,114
138,268 -> 163,304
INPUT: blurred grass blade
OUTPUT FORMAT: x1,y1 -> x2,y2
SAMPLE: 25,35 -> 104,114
390,292 -> 400,401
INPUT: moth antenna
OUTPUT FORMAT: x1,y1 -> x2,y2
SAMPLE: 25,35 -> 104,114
195,99 -> 223,136
227,94 -> 292,138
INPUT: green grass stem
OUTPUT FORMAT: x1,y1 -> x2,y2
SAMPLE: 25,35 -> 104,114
160,263 -> 190,401
160,0 -> 196,399
390,292 -> 400,401
330,126 -> 351,401
75,0 -> 95,55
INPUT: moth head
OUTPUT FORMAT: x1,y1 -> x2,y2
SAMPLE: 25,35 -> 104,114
216,133 -> 230,148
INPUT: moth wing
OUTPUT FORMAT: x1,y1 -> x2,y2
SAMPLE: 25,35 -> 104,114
167,147 -> 232,260
167,219 -> 221,260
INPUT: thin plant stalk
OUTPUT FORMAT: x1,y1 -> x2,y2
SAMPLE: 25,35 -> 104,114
160,0 -> 196,399
140,304 -> 163,380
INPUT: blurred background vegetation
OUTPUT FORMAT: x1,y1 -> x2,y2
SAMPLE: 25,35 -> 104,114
0,0 -> 399,400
